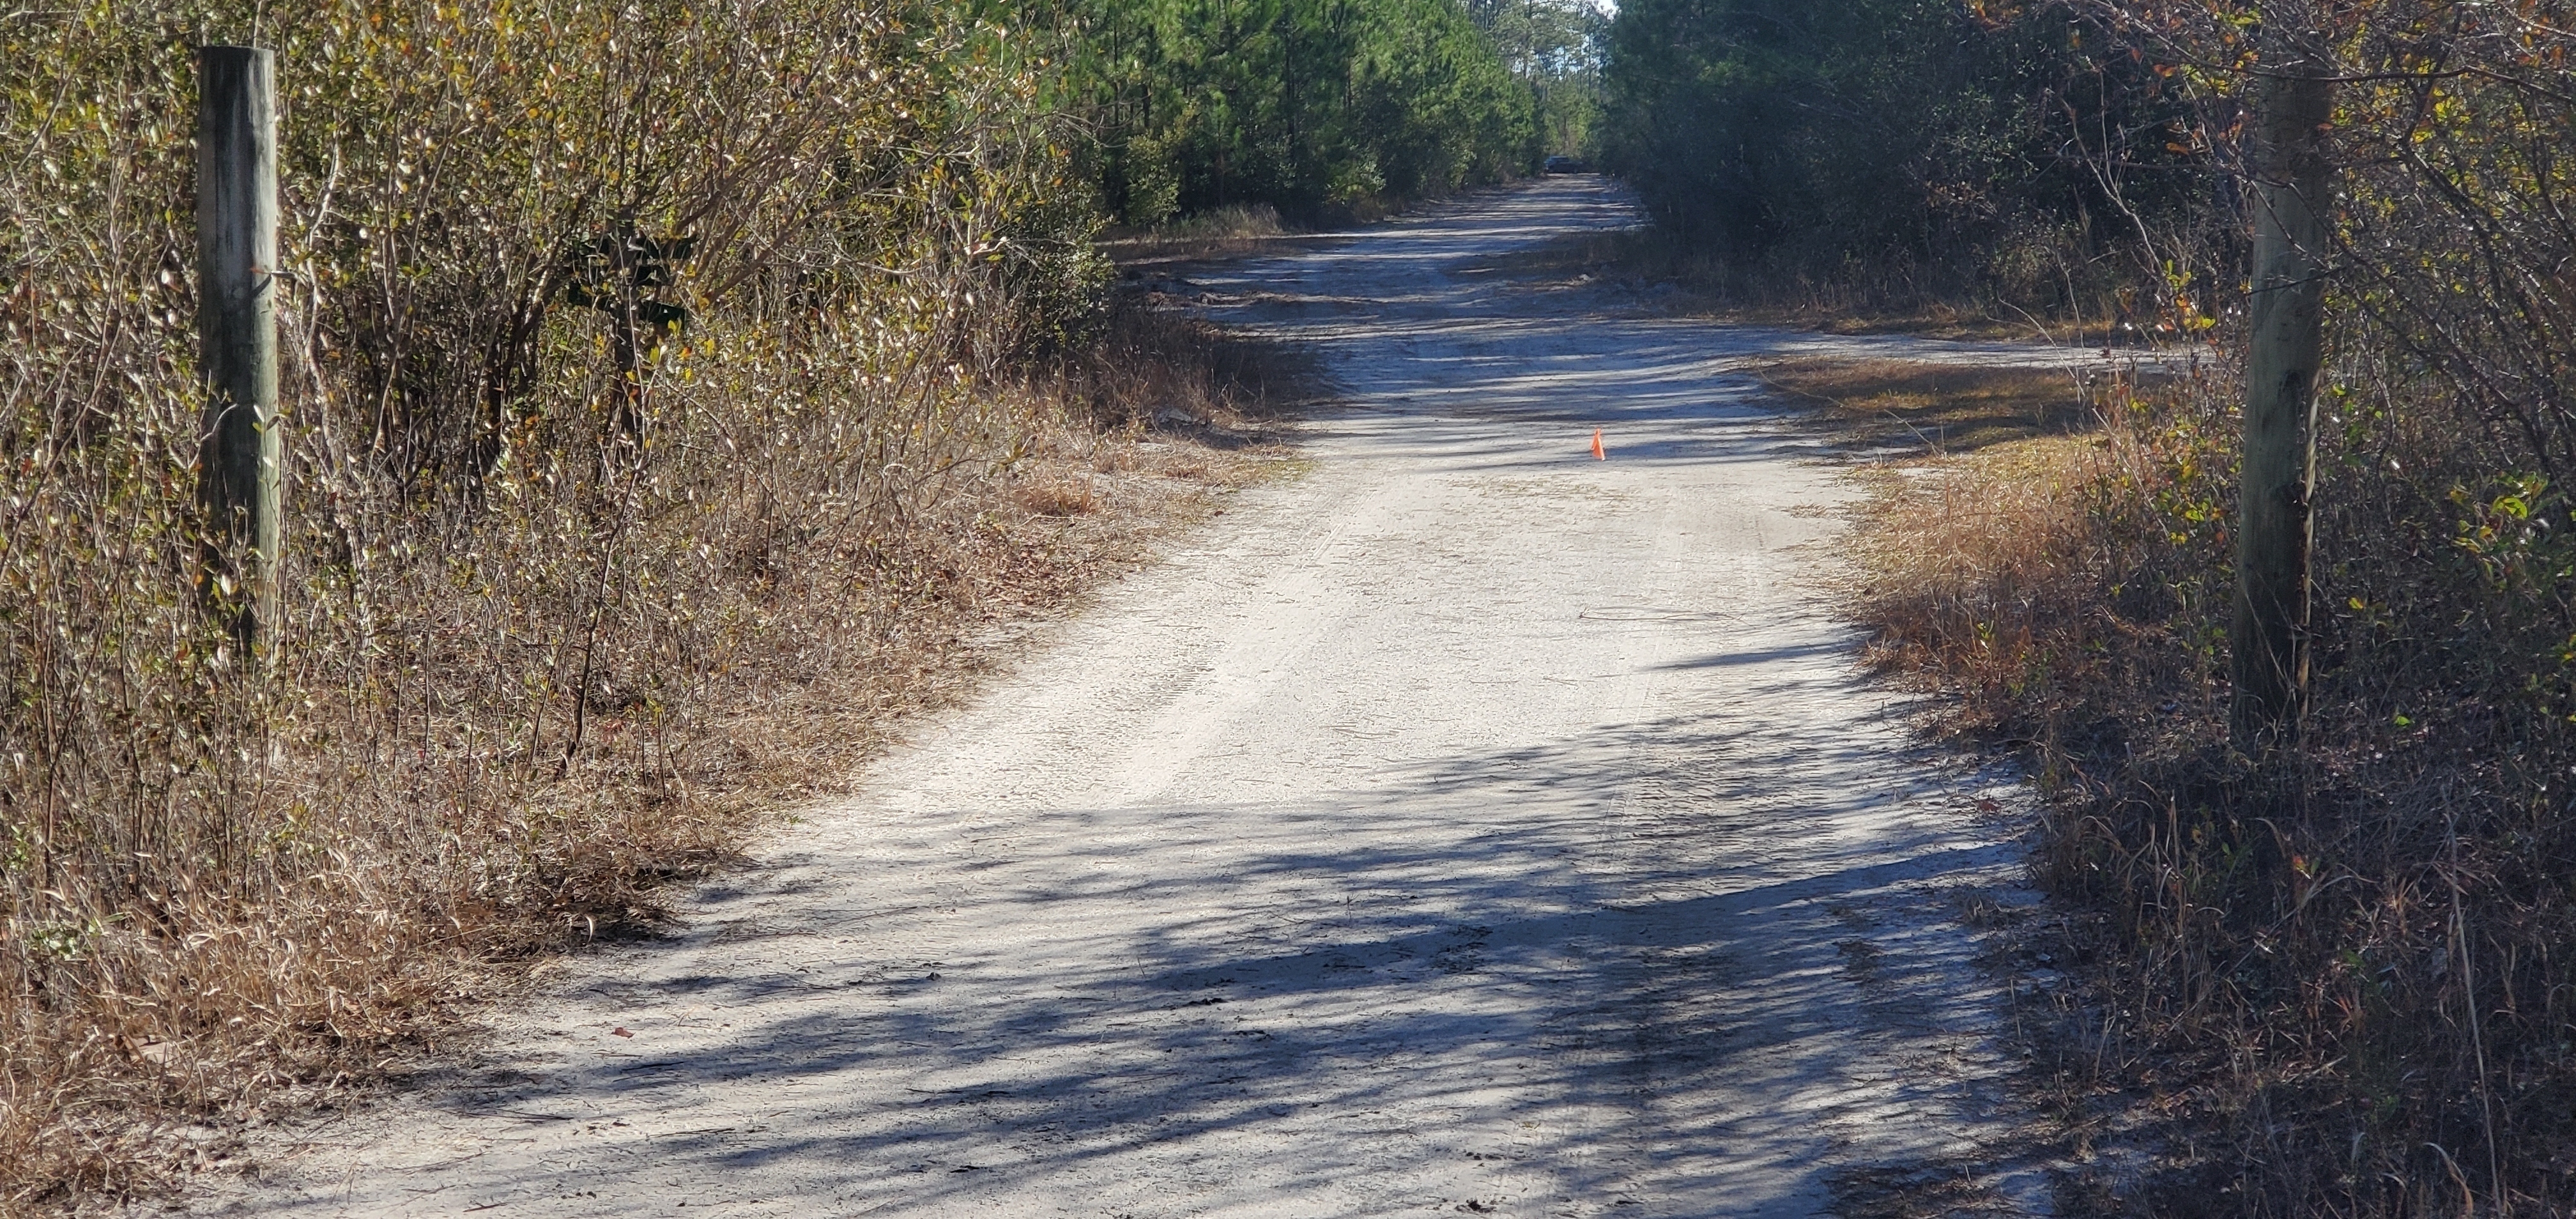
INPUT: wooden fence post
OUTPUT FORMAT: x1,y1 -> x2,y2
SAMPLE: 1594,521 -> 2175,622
2229,49 -> 2335,749
197,45 -> 282,651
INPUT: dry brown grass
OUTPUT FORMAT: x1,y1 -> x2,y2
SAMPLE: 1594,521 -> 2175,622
0,300 -> 1314,1217
1750,357 -> 2146,454
1100,204 -> 1325,274
1838,355 -> 2576,1215
1847,424 -> 2193,746
1514,226 -> 2161,347
3,10 -> 1338,1209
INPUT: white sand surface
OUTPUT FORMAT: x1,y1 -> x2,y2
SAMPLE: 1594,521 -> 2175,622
192,178 -> 2108,1218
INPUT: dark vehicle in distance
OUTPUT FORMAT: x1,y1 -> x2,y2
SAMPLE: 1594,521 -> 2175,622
1543,155 -> 1586,174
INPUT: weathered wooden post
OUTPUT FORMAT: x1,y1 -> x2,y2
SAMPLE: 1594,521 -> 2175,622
197,45 -> 282,650
2230,38 -> 2334,749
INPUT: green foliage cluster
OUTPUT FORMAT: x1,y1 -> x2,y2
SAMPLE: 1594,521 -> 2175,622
1026,0 -> 1542,224
1465,0 -> 1610,158
1599,0 -> 2209,311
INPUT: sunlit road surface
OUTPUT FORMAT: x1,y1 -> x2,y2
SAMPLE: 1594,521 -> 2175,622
199,178 -> 2080,1218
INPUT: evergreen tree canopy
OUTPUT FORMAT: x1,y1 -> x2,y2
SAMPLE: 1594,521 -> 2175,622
1467,0 -> 1609,157
1031,0 -> 1542,224
1599,0 -> 2197,283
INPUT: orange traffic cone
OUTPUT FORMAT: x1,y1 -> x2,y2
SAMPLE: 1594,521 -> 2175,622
1591,429 -> 1606,460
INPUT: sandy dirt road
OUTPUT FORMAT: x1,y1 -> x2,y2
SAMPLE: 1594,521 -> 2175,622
199,179 -> 2079,1218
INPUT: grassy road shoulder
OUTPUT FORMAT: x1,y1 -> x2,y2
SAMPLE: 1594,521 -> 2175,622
1788,342 -> 2576,1213
6,304 -> 1316,1216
